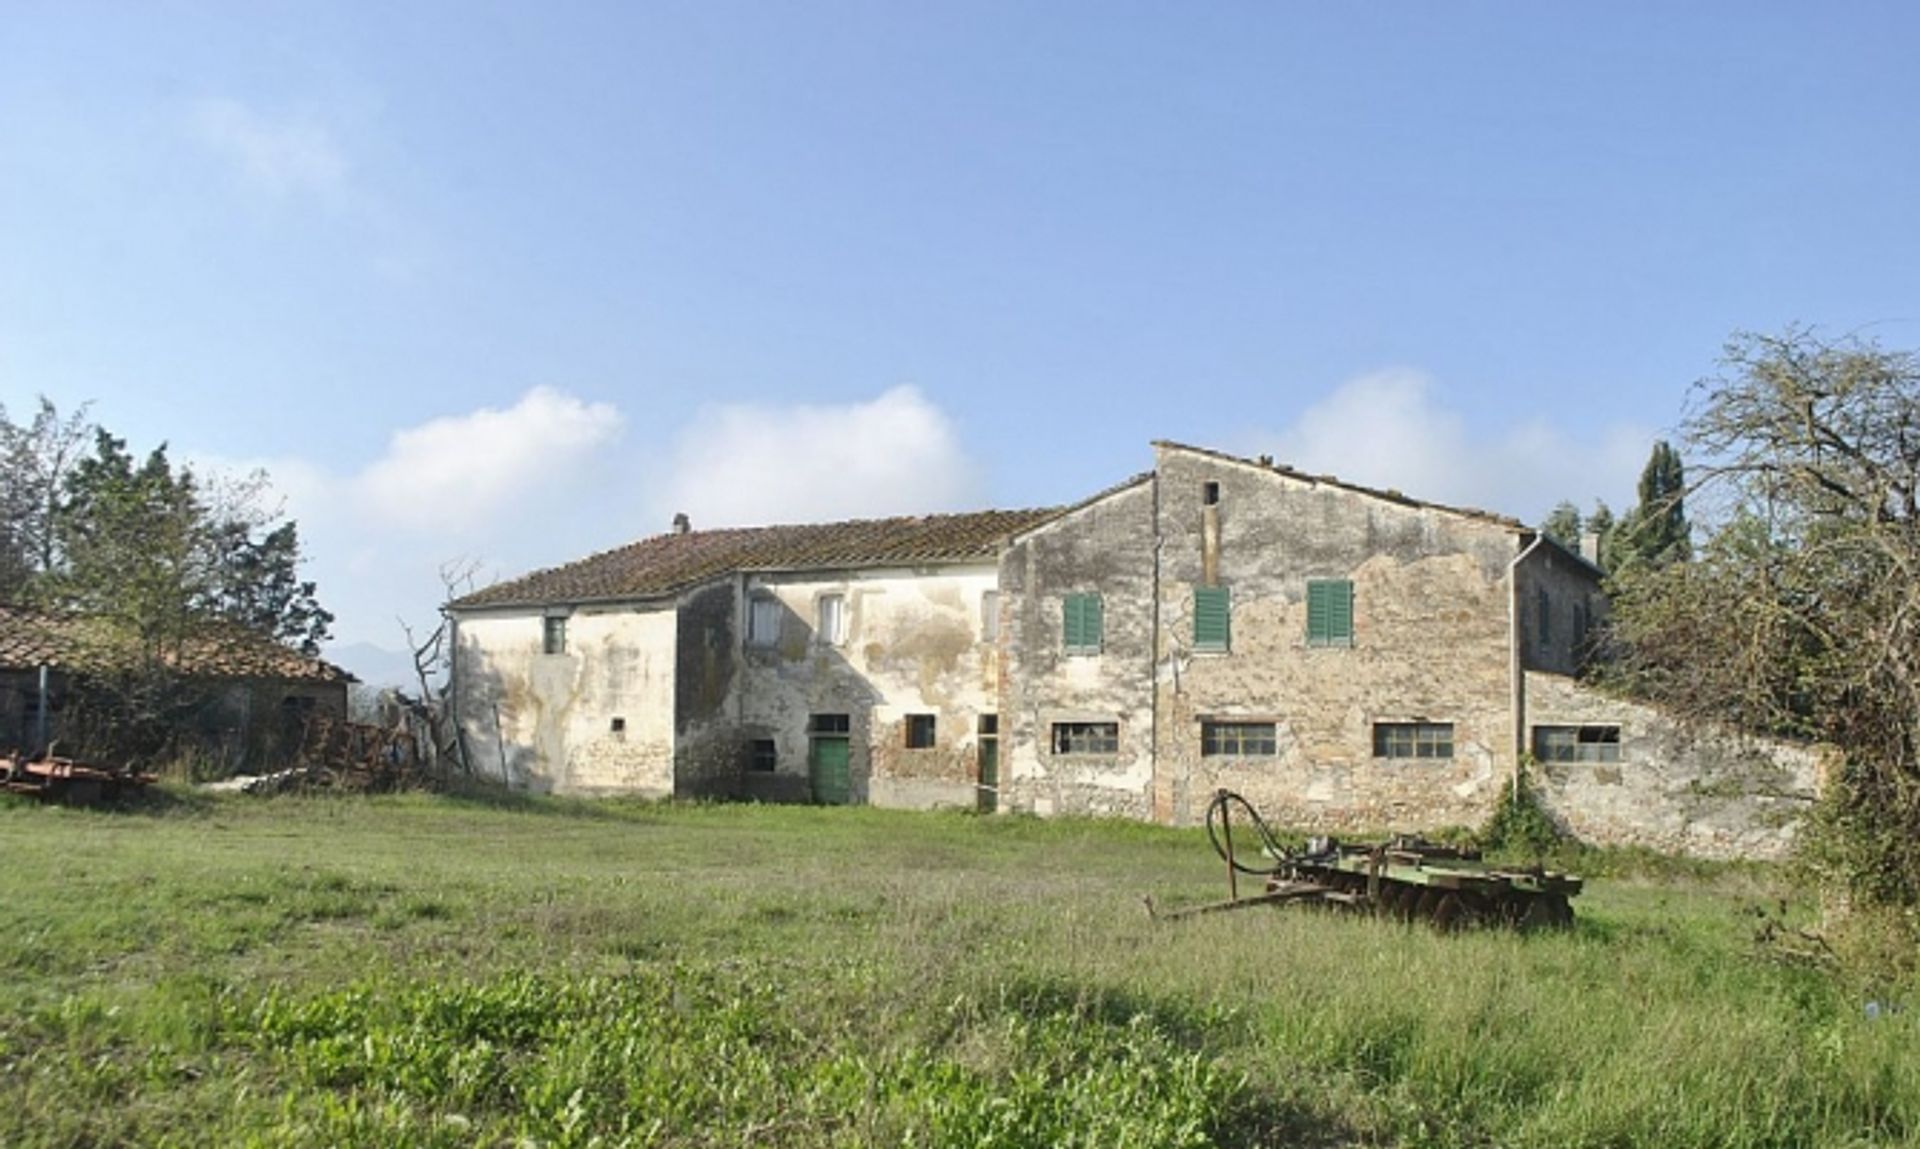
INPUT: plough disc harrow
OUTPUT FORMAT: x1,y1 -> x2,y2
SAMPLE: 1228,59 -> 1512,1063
1151,789 -> 1581,931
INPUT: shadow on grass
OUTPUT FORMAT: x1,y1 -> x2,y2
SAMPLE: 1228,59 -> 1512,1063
431,776 -> 706,825
10,781 -> 226,818
995,972 -> 1364,1148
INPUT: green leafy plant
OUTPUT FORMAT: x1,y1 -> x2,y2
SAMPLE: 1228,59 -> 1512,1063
1480,760 -> 1564,859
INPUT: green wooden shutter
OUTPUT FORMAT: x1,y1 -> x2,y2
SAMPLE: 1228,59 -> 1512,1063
1308,580 -> 1353,645
1330,580 -> 1352,643
1194,586 -> 1230,650
1064,593 -> 1102,652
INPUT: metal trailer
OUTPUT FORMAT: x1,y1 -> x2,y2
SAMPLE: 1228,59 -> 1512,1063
1152,789 -> 1582,930
1,753 -> 156,805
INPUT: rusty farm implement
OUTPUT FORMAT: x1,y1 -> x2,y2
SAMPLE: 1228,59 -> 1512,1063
2,750 -> 156,805
1152,789 -> 1582,930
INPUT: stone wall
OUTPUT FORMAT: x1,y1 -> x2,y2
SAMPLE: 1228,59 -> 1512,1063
1150,445 -> 1527,833
1515,540 -> 1604,676
0,669 -> 346,770
443,441 -> 1821,862
1525,671 -> 1819,860
998,479 -> 1158,818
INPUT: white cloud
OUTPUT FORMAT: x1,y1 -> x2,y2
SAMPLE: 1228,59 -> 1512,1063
204,385 -> 979,649
1250,369 -> 1652,521
356,387 -> 625,531
188,98 -> 350,200
649,386 -> 983,529
189,387 -> 627,647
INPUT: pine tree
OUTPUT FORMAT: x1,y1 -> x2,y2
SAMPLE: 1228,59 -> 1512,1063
1614,441 -> 1690,570
1540,501 -> 1583,550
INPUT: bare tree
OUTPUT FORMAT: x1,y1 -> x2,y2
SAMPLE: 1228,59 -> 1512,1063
1606,327 -> 1920,910
394,559 -> 481,779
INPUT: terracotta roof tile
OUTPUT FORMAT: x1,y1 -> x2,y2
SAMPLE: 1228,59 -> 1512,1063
1150,441 -> 1528,530
0,604 -> 352,684
452,507 -> 1065,610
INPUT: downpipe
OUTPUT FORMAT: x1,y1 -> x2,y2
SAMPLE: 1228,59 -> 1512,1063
1506,534 -> 1547,802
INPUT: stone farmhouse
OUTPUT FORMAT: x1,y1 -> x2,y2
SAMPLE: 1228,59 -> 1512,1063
447,442 -> 1816,859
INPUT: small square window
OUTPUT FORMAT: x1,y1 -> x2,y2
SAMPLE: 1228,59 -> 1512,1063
748,739 -> 777,772
543,616 -> 568,655
1203,481 -> 1220,506
747,598 -> 782,647
609,716 -> 626,737
978,713 -> 999,736
817,594 -> 846,645
1051,721 -> 1119,755
906,714 -> 936,749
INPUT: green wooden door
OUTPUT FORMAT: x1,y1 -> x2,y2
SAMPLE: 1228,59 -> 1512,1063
809,737 -> 852,805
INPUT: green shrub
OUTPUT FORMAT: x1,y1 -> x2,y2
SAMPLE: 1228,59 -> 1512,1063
1479,760 -> 1564,859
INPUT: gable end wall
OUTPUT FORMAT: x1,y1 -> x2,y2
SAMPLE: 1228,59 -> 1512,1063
1151,446 -> 1522,831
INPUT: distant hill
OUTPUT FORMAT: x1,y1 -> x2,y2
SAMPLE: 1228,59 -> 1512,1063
326,641 -> 430,691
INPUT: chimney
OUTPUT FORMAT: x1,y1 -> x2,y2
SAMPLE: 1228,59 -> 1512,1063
671,512 -> 691,536
1579,531 -> 1600,564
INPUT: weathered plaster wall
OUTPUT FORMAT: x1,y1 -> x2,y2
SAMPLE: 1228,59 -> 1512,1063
1151,446 -> 1523,832
735,565 -> 998,809
673,579 -> 746,798
1525,671 -> 1819,860
454,605 -> 677,796
998,480 -> 1158,818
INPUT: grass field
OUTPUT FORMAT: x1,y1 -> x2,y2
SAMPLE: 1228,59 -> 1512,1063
1,790 -> 1914,1147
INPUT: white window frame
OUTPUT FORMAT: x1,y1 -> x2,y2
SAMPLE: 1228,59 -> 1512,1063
1533,725 -> 1622,763
1200,720 -> 1277,757
1051,721 -> 1120,756
747,597 -> 782,647
817,594 -> 846,645
1374,721 -> 1455,760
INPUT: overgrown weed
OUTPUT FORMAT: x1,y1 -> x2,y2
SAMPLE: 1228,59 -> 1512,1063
1,794 -> 1915,1146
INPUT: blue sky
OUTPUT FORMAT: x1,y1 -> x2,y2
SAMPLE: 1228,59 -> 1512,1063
3,3 -> 1917,676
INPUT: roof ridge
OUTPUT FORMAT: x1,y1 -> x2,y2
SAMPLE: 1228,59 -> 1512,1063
0,605 -> 353,683
451,504 -> 1067,610
1149,440 -> 1525,529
